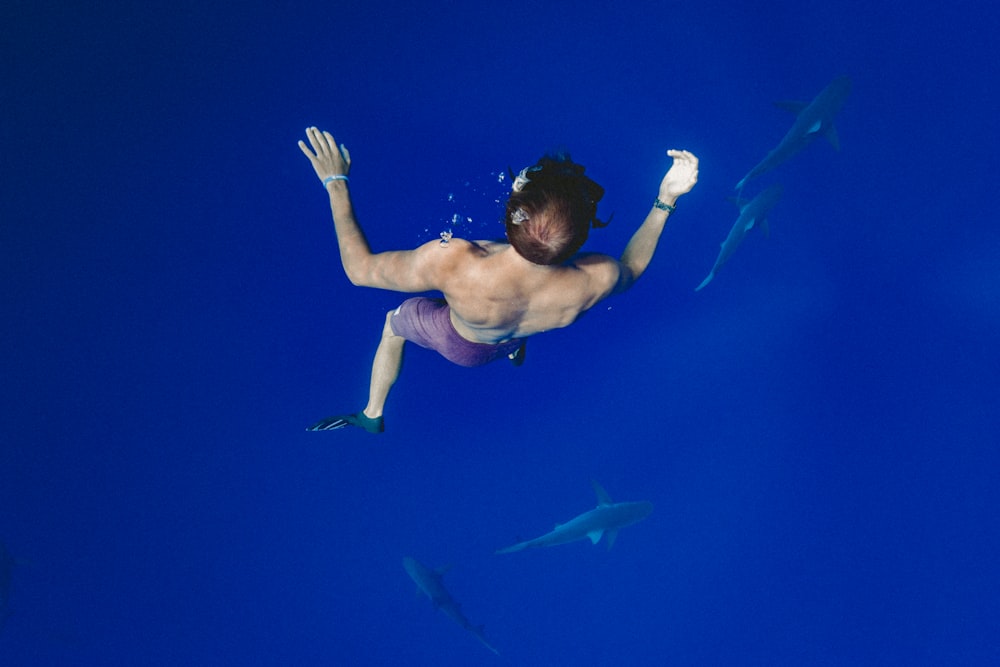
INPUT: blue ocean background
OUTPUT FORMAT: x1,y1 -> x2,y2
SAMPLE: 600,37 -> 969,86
2,1 -> 998,664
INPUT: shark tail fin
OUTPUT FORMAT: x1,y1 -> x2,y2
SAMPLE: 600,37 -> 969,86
695,271 -> 715,291
475,627 -> 500,655
495,541 -> 528,555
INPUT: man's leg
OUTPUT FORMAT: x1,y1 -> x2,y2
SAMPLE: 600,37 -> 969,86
362,310 -> 405,419
305,309 -> 402,433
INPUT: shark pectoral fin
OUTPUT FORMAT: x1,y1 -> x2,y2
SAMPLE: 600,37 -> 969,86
759,217 -> 771,238
773,100 -> 808,114
695,271 -> 715,291
824,124 -> 841,151
587,529 -> 604,544
605,529 -> 619,550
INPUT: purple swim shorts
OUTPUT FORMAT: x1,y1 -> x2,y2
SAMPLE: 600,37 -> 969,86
390,297 -> 525,368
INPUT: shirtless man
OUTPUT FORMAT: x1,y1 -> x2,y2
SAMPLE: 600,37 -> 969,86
298,127 -> 699,433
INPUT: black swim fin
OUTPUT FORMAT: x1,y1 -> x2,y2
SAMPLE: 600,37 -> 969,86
306,411 -> 384,433
508,340 -> 527,367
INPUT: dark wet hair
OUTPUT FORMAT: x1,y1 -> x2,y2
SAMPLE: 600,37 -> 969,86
504,152 -> 609,265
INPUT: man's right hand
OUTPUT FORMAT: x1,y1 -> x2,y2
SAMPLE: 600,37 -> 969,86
298,127 -> 352,184
659,149 -> 699,202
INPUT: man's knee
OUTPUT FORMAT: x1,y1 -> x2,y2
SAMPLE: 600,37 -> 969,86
382,309 -> 399,338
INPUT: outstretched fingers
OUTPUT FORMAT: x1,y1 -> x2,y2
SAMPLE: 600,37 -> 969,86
321,130 -> 350,166
310,127 -> 333,156
297,139 -> 315,159
298,127 -> 324,159
298,126 -> 353,185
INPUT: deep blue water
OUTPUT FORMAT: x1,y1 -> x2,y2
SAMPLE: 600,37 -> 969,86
2,1 -> 998,665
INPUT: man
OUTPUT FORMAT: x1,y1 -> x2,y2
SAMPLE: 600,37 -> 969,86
298,127 -> 699,433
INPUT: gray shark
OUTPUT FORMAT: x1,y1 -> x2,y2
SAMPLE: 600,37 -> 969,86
402,556 -> 499,655
496,481 -> 652,554
695,183 -> 784,291
736,75 -> 851,192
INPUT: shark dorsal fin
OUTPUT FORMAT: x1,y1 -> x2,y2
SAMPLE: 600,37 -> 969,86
591,480 -> 613,506
774,100 -> 808,115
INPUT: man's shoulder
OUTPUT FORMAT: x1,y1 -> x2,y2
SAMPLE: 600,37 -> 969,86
468,238 -> 510,254
416,237 -> 504,252
410,238 -> 496,282
411,237 -> 488,258
565,252 -> 624,300
567,252 -> 620,269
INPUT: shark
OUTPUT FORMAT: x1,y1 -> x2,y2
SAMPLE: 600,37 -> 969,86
496,481 -> 652,554
695,183 -> 784,291
735,75 -> 851,193
402,556 -> 499,655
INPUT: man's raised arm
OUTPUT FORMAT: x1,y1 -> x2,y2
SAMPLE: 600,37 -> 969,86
614,149 -> 699,294
298,126 -> 375,285
298,127 -> 445,293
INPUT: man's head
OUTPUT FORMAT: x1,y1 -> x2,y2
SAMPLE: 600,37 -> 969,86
504,153 -> 607,265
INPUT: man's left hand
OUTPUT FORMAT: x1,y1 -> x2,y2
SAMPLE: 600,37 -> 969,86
298,127 -> 351,183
